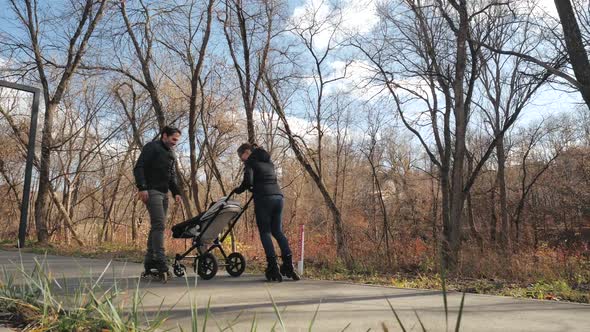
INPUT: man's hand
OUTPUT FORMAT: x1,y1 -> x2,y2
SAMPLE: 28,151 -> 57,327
175,195 -> 182,204
138,190 -> 149,204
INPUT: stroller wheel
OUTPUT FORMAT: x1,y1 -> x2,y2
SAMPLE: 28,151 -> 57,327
173,262 -> 186,277
226,253 -> 246,277
197,253 -> 218,280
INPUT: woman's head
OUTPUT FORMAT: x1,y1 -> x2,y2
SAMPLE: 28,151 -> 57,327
237,142 -> 258,162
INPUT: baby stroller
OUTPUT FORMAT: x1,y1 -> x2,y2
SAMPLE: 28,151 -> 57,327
171,191 -> 252,280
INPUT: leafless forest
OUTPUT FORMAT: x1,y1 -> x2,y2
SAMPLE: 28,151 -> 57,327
0,0 -> 589,282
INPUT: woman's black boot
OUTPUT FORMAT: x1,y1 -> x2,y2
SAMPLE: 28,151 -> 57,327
265,256 -> 283,282
280,255 -> 301,281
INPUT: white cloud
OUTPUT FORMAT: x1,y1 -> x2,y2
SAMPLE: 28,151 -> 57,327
341,0 -> 380,34
290,0 -> 379,50
323,60 -> 436,103
324,59 -> 385,100
535,0 -> 558,18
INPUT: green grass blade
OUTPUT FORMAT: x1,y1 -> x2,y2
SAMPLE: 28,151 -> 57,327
132,276 -> 142,329
414,309 -> 427,332
249,312 -> 257,332
385,298 -> 407,332
266,289 -> 286,332
92,260 -> 112,290
339,322 -> 351,331
182,274 -> 199,332
221,310 -> 244,331
454,292 -> 466,332
308,301 -> 321,331
213,316 -> 226,332
202,296 -> 212,332
441,265 -> 448,331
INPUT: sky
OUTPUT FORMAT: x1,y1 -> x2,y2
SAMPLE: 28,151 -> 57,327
538,0 -> 559,16
0,0 -> 583,200
0,0 -> 585,143
288,0 -> 584,122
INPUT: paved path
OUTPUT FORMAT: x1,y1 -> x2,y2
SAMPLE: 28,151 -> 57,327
1,250 -> 589,331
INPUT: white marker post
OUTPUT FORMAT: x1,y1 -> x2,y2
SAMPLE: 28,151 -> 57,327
298,224 -> 305,276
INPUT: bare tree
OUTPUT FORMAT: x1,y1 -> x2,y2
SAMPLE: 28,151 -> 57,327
290,2 -> 348,180
553,0 -> 590,107
117,0 -> 169,129
85,0 -> 208,217
331,93 -> 354,210
260,1 -> 355,263
511,118 -> 571,242
474,3 -> 553,248
4,0 -> 107,243
353,0 -> 551,267
219,0 -> 276,143
477,1 -> 590,109
155,0 -> 215,213
363,107 -> 393,264
264,70 -> 350,263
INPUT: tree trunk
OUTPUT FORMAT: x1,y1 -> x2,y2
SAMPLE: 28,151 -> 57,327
61,179 -> 70,242
444,0 -> 470,269
490,186 -> 498,243
48,186 -> 83,246
554,0 -> 590,108
186,0 -> 214,215
266,77 -> 348,263
496,133 -> 511,248
34,102 -> 57,243
466,192 -> 483,250
430,169 -> 439,258
440,165 -> 455,268
368,151 -> 391,264
246,108 -> 256,144
24,0 -> 107,245
221,0 -> 272,144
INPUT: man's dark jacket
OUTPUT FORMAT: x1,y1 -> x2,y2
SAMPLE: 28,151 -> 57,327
235,147 -> 282,197
133,140 -> 181,196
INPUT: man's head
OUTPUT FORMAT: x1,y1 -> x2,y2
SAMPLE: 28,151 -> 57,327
161,126 -> 181,149
237,142 -> 254,162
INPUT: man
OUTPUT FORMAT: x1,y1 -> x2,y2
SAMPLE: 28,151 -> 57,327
133,126 -> 182,275
234,142 -> 300,282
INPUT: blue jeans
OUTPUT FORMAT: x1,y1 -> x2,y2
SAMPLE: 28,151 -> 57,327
254,195 -> 292,258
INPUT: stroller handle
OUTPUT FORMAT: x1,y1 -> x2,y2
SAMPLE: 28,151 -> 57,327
225,189 -> 237,201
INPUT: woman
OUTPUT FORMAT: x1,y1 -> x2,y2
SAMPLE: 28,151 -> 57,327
233,143 -> 300,282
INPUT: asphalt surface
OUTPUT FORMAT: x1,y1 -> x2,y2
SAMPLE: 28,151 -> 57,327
1,250 -> 589,331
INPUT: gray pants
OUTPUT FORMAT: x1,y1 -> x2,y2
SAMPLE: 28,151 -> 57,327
145,190 -> 169,267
